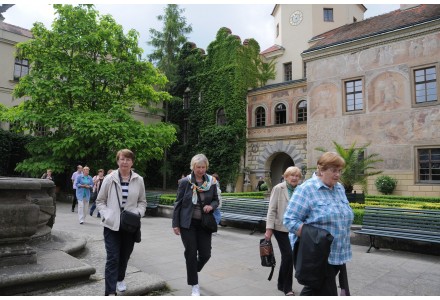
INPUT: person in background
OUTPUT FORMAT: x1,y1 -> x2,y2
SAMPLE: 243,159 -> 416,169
283,152 -> 354,296
211,173 -> 222,225
172,154 -> 219,296
90,169 -> 105,218
74,166 -> 93,224
257,176 -> 265,191
41,169 -> 54,181
71,165 -> 83,212
96,149 -> 146,296
265,166 -> 302,296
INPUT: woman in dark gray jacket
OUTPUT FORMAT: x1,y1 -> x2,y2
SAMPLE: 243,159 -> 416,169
172,154 -> 219,296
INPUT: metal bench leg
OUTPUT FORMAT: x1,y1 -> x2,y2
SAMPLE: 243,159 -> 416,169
367,236 -> 379,253
250,224 -> 257,235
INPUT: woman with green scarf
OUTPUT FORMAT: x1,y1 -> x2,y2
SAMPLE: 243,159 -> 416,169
172,154 -> 219,296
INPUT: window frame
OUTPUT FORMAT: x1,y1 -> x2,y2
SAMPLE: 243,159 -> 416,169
255,106 -> 266,127
274,102 -> 287,125
284,62 -> 292,82
13,57 -> 30,81
216,108 -> 226,126
324,8 -> 334,22
296,100 -> 307,123
416,146 -> 440,184
410,63 -> 439,108
343,77 -> 365,114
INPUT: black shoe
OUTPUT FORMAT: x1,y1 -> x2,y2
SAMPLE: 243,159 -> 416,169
72,208 -> 74,212
97,214 -> 101,218
90,212 -> 93,216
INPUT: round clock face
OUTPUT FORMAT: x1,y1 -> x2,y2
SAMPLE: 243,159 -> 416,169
290,10 -> 303,26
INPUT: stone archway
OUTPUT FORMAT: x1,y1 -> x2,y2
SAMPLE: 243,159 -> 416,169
255,141 -> 304,191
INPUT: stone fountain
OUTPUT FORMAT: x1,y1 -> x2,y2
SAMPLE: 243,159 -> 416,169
0,177 -> 95,295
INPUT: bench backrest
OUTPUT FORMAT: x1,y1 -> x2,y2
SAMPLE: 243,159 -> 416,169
221,197 -> 269,218
363,206 -> 440,237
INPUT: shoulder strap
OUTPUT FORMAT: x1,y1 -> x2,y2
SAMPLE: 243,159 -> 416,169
114,182 -> 123,212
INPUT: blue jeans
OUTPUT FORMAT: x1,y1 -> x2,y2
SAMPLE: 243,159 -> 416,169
103,227 -> 136,295
89,202 -> 100,217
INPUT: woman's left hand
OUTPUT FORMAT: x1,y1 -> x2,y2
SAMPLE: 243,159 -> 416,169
203,205 -> 213,213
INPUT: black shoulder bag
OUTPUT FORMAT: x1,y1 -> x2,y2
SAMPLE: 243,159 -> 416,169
114,182 -> 141,233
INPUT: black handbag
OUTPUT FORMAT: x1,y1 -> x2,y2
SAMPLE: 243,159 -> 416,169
114,182 -> 141,233
260,238 -> 276,281
201,212 -> 218,233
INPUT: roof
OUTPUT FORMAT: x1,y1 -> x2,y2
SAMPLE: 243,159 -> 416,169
260,44 -> 284,55
0,21 -> 32,38
304,4 -> 440,53
249,78 -> 306,93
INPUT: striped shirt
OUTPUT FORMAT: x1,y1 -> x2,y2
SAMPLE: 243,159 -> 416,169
121,181 -> 129,207
283,175 -> 354,265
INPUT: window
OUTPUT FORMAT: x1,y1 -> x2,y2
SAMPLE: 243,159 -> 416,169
297,100 -> 307,122
35,123 -> 47,137
275,103 -> 286,124
276,24 -> 279,38
345,79 -> 363,112
324,8 -> 334,22
14,57 -> 29,81
183,119 -> 189,144
414,66 -> 437,104
353,17 -> 357,23
255,107 -> 266,127
216,108 -> 226,126
284,62 -> 292,81
418,148 -> 440,182
183,88 -> 190,109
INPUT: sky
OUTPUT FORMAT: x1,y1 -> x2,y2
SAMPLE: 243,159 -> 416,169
2,1 -> 404,59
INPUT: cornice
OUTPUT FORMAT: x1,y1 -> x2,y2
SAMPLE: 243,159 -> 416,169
302,20 -> 440,62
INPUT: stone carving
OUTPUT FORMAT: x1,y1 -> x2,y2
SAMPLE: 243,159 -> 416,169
309,82 -> 338,119
368,71 -> 406,112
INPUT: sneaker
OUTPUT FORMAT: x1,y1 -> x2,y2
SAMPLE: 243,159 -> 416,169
191,284 -> 200,296
79,221 -> 83,224
117,281 -> 127,292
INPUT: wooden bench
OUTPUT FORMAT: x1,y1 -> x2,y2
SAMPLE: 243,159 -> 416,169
220,197 -> 269,234
354,206 -> 440,253
145,192 -> 162,216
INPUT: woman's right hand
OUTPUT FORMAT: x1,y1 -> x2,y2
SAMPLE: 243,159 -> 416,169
173,227 -> 181,235
264,229 -> 273,240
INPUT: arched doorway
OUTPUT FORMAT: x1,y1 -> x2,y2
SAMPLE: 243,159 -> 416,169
270,153 -> 294,186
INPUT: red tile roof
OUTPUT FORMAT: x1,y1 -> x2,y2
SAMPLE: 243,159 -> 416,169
261,44 -> 284,55
0,21 -> 32,38
305,4 -> 440,53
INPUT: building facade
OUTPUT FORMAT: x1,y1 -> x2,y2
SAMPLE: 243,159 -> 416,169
245,4 -> 440,196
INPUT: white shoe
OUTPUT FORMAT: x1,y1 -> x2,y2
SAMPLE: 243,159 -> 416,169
191,284 -> 200,296
117,281 -> 127,292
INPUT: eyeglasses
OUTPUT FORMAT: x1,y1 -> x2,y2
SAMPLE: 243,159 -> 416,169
328,168 -> 343,175
119,158 -> 132,162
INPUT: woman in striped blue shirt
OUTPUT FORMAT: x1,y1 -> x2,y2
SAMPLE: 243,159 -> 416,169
283,152 -> 354,296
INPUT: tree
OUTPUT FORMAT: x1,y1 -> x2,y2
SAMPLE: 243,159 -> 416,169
147,4 -> 192,188
0,4 -> 176,177
315,141 -> 383,193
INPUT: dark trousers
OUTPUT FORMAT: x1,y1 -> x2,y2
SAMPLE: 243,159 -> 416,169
103,227 -> 136,295
72,189 -> 77,210
89,202 -> 100,217
300,263 -> 342,296
180,219 -> 212,286
273,230 -> 293,294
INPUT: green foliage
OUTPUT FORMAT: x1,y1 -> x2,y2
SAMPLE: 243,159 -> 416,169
2,4 -> 176,177
374,175 -> 398,195
315,141 -> 383,193
260,182 -> 268,191
0,129 -> 33,176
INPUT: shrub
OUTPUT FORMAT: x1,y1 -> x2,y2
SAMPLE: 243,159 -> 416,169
374,175 -> 398,195
260,182 -> 268,191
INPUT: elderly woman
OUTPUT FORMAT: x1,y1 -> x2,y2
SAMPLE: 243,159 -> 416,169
74,166 -> 93,224
265,166 -> 302,296
96,149 -> 146,296
172,154 -> 219,296
283,152 -> 354,296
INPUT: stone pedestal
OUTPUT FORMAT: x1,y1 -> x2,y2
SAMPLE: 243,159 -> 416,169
0,177 -> 55,266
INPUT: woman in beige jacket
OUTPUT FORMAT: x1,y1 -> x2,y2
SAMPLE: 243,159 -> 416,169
265,166 -> 302,296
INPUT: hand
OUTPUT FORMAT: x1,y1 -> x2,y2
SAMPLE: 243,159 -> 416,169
265,229 -> 273,240
173,227 -> 181,235
203,205 -> 213,213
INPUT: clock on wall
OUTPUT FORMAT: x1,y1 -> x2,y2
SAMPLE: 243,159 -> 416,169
289,10 -> 303,26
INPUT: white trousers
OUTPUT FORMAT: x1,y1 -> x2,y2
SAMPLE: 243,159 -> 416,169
78,199 -> 89,223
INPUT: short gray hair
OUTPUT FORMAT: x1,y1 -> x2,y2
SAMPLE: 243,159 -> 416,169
190,154 -> 209,170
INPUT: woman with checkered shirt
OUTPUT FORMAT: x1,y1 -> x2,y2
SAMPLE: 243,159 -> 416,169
283,152 -> 354,296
